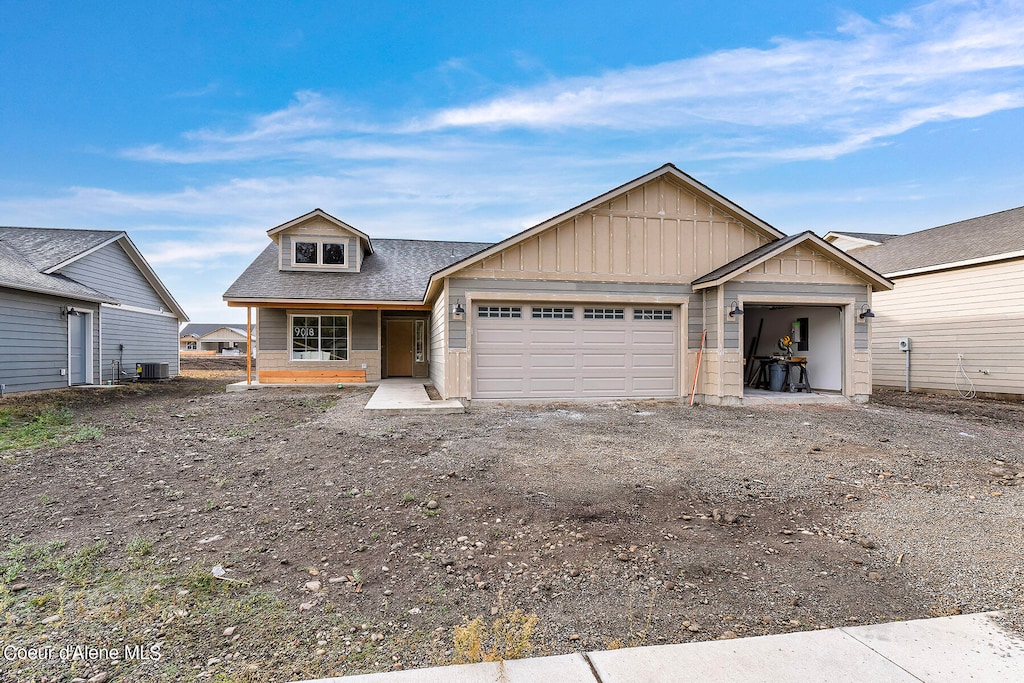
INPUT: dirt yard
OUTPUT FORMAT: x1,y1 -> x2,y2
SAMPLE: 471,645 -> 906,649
1,377 -> 1021,682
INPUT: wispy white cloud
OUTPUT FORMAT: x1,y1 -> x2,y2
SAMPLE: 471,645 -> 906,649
411,0 -> 1024,159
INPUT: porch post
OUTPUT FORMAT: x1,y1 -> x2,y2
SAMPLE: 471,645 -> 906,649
246,306 -> 252,385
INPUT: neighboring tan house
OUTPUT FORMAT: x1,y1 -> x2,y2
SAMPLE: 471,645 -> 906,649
828,206 -> 1024,399
224,164 -> 892,404
180,323 -> 255,356
0,227 -> 188,394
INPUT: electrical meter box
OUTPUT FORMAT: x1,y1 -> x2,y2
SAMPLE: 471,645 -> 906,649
898,338 -> 912,352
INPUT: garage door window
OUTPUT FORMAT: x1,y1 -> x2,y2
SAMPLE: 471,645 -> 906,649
584,307 -> 625,320
477,305 -> 520,319
532,307 -> 574,319
634,308 -> 673,321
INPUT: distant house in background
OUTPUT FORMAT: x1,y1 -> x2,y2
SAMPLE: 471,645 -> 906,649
179,323 -> 255,356
0,227 -> 187,394
826,206 -> 1024,399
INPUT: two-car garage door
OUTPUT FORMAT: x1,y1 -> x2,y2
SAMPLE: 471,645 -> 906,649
472,303 -> 679,399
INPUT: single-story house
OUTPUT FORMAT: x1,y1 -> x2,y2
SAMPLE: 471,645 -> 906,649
180,323 -> 255,356
224,164 -> 892,404
827,206 -> 1024,399
0,227 -> 187,394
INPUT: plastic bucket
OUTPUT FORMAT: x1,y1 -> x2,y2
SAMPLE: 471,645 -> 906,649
768,363 -> 786,392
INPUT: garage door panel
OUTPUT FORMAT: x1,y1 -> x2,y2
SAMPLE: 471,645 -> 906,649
477,328 -> 526,343
529,329 -> 577,345
472,303 -> 678,399
581,330 -> 627,345
475,353 -> 525,368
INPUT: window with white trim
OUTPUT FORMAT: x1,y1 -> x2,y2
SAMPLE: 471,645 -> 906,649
583,307 -> 625,320
634,308 -> 673,320
532,306 -> 574,319
292,239 -> 347,267
478,306 -> 522,319
185,341 -> 197,350
414,319 -> 426,363
291,315 -> 349,360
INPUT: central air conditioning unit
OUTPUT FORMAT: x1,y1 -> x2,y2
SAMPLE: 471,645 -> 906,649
136,362 -> 170,380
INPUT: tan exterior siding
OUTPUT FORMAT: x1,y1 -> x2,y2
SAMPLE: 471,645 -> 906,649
740,244 -> 866,284
258,349 -> 381,381
871,258 -> 1024,395
458,177 -> 772,283
429,287 -> 447,395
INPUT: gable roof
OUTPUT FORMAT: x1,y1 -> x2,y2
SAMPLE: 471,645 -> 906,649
0,240 -> 115,303
224,238 -> 492,304
426,164 -> 785,295
850,205 -> 1024,276
692,231 -> 893,291
266,208 -> 375,255
180,323 -> 253,338
823,231 -> 900,246
0,226 -> 188,319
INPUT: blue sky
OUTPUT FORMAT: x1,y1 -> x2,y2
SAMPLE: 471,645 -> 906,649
2,0 -> 1023,322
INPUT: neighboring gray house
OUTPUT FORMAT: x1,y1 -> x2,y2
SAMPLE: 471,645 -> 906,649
179,323 -> 255,355
0,227 -> 188,394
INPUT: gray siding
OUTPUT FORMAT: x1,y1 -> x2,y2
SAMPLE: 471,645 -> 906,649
447,278 -> 692,349
0,288 -> 100,393
352,310 -> 379,351
280,235 -> 358,273
58,242 -> 166,310
258,309 -> 287,351
724,281 -> 871,350
100,307 -> 179,381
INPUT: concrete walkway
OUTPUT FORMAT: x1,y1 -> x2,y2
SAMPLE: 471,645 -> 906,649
294,612 -> 1024,683
364,378 -> 464,415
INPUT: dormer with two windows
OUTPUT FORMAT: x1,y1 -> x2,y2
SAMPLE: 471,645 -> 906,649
267,208 -> 373,273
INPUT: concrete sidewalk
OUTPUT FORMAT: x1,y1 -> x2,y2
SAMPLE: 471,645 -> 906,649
294,612 -> 1024,683
364,378 -> 464,415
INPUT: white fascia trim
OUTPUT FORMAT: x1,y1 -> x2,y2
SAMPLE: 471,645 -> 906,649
101,302 -> 180,319
822,232 -> 884,248
224,297 -> 428,307
884,250 -> 1024,278
0,281 -> 111,304
43,234 -> 125,274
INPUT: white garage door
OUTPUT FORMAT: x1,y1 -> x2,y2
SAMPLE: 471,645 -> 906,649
472,303 -> 679,399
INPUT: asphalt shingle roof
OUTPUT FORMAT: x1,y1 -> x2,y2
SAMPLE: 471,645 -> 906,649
0,234 -> 116,302
851,206 -> 1024,274
0,227 -> 121,271
224,238 -> 494,302
180,323 -> 253,337
830,231 -> 900,243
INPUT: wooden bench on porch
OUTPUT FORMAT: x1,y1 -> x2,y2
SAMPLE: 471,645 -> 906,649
257,369 -> 367,384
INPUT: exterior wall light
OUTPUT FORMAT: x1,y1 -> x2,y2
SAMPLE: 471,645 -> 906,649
858,304 -> 875,320
61,305 -> 79,317
728,300 -> 744,318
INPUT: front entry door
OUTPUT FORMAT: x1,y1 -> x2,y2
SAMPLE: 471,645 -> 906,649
386,320 -> 414,377
68,312 -> 89,385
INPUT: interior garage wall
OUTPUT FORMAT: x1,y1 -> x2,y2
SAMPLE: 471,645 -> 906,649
743,306 -> 843,391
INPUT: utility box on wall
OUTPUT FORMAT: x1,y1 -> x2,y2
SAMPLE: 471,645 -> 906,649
899,338 -> 912,352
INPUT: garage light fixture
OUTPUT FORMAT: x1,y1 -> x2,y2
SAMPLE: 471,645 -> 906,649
728,300 -> 743,318
60,305 -> 80,317
858,304 -> 875,320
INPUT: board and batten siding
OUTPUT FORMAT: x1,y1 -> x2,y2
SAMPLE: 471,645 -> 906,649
871,258 -> 1024,396
100,306 -> 180,381
58,242 -> 167,311
455,176 -> 773,284
0,288 -> 100,393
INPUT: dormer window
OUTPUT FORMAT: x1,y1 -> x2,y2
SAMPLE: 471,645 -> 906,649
293,239 -> 347,268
